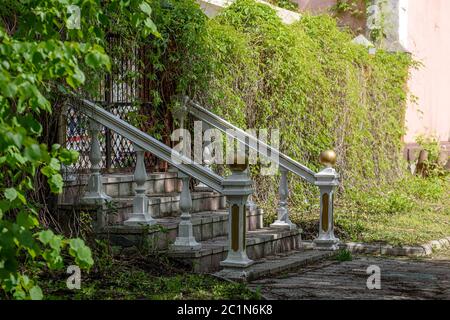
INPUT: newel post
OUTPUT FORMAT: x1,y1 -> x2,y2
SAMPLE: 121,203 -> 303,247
314,150 -> 340,250
270,167 -> 296,230
81,119 -> 111,205
220,163 -> 254,268
124,144 -> 156,226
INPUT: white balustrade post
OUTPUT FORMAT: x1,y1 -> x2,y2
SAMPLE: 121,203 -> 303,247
195,141 -> 213,191
314,150 -> 340,250
124,145 -> 156,226
171,172 -> 201,250
81,119 -> 111,205
220,163 -> 254,268
270,167 -> 296,230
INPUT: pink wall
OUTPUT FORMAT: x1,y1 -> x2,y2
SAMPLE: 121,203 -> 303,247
297,0 -> 366,32
298,0 -> 450,143
404,0 -> 450,143
297,0 -> 336,12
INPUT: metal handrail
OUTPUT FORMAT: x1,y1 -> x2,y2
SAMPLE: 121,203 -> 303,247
71,97 -> 225,192
187,99 -> 317,184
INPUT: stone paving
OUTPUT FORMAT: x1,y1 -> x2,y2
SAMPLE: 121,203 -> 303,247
248,249 -> 450,300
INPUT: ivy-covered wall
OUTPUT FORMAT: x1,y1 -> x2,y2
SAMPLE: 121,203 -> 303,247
133,0 -> 413,218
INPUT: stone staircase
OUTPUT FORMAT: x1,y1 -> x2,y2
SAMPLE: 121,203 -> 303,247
60,171 -> 303,272
63,97 -> 340,278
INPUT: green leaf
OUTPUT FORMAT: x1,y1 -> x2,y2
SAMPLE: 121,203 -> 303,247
38,230 -> 55,245
49,174 -> 63,193
59,149 -> 79,165
78,247 -> 94,267
3,82 -> 18,98
41,166 -> 53,178
144,18 -> 157,34
29,286 -> 43,300
24,144 -> 42,161
66,68 -> 86,88
139,2 -> 152,16
68,238 -> 84,251
49,158 -> 61,171
17,212 -> 38,228
20,115 -> 43,135
49,235 -> 62,250
51,144 -> 61,152
4,188 -> 18,201
85,52 -> 111,70
13,191 -> 27,204
42,249 -> 64,269
69,238 -> 94,268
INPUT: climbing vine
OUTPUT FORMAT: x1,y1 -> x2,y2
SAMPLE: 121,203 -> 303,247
161,0 -> 412,220
127,0 -> 413,221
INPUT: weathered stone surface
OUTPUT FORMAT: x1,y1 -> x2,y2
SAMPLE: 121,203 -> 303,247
100,211 -> 229,248
422,244 -> 433,255
169,228 -> 302,273
248,254 -> 450,300
215,250 -> 335,282
314,237 -> 450,257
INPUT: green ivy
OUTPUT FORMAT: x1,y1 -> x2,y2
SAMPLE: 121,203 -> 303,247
195,0 -> 412,217
129,0 -> 413,220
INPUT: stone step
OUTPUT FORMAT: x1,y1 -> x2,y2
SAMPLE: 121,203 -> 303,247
103,174 -> 181,197
106,192 -> 226,222
60,172 -> 228,220
61,172 -> 181,203
100,209 -> 264,245
168,228 -> 302,273
214,249 -> 336,283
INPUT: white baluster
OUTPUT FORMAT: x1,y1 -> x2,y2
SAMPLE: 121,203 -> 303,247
195,141 -> 213,191
124,145 -> 156,226
171,172 -> 201,250
270,167 -> 296,230
81,119 -> 111,204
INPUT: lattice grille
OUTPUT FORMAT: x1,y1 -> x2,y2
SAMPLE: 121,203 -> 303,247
66,101 -> 162,173
65,35 -> 165,173
66,104 -> 91,172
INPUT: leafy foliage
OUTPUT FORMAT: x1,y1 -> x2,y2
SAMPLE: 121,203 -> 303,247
0,0 -> 157,299
41,243 -> 260,300
135,0 -> 415,230
196,0 -> 413,219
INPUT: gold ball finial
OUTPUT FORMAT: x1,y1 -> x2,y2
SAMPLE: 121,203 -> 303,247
319,150 -> 337,167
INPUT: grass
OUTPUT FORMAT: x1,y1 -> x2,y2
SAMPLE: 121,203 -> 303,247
335,249 -> 352,262
39,250 -> 261,300
292,175 -> 450,246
